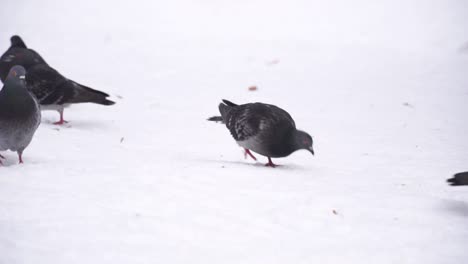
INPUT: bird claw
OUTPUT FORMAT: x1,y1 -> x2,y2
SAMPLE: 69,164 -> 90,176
53,120 -> 69,125
265,157 -> 277,168
244,149 -> 257,161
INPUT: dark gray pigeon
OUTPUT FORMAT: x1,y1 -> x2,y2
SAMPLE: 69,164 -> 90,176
447,172 -> 468,186
0,35 -> 115,125
0,36 -> 46,82
26,64 -> 115,125
208,99 -> 314,167
0,66 -> 41,164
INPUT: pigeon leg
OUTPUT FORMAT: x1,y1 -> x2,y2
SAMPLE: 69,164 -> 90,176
265,157 -> 277,168
0,154 -> 5,159
53,108 -> 69,125
18,151 -> 23,164
244,149 -> 257,161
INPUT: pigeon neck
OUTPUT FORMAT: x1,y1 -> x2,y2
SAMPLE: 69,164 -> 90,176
1,79 -> 27,96
288,129 -> 306,151
277,129 -> 302,155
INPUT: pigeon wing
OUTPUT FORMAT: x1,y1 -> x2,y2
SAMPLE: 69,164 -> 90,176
225,103 -> 295,141
26,64 -> 76,105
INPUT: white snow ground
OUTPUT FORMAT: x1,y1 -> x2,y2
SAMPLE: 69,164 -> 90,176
1,0 -> 468,263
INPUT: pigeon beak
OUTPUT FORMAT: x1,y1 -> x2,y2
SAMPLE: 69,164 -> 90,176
19,75 -> 25,79
308,147 -> 314,155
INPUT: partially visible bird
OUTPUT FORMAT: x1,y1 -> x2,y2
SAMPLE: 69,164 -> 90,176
0,66 -> 41,164
208,99 -> 314,167
26,64 -> 115,125
0,35 -> 115,124
447,172 -> 468,186
0,35 -> 46,82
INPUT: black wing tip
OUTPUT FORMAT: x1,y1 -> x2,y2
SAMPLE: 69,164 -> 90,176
447,177 -> 458,186
79,84 -> 111,97
447,172 -> 468,186
207,116 -> 223,122
101,98 -> 116,106
79,85 -> 116,106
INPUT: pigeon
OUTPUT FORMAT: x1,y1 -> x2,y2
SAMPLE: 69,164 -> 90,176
0,35 -> 115,125
208,99 -> 314,167
447,172 -> 468,186
0,35 -> 46,82
0,66 -> 41,164
25,63 -> 115,124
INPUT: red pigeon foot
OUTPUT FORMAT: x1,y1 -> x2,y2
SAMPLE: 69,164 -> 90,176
244,149 -> 257,161
265,157 -> 277,168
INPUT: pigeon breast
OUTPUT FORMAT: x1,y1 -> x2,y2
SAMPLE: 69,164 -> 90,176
0,76 -> 41,153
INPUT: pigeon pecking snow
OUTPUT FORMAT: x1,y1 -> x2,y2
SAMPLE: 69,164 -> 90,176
208,99 -> 314,167
0,35 -> 115,125
0,66 -> 41,164
0,36 -> 46,83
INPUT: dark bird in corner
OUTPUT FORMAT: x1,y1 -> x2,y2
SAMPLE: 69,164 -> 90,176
0,35 -> 115,125
208,99 -> 314,167
447,172 -> 468,186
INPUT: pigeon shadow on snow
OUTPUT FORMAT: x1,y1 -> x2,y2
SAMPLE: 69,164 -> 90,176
202,158 -> 308,171
459,42 -> 468,53
0,150 -> 47,167
0,157 -> 18,167
42,118 -> 114,131
440,171 -> 468,218
440,200 -> 468,218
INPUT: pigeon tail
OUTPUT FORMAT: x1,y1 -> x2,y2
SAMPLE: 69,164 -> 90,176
207,116 -> 224,123
447,172 -> 468,186
72,83 -> 115,105
209,99 -> 238,123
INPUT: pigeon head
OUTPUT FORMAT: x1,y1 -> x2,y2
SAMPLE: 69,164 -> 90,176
7,65 -> 26,80
3,66 -> 27,91
10,35 -> 27,48
293,130 -> 314,155
1,66 -> 30,103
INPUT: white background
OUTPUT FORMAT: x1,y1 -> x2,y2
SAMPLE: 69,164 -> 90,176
1,0 -> 468,263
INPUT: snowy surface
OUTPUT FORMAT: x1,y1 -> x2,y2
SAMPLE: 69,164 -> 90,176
1,0 -> 468,263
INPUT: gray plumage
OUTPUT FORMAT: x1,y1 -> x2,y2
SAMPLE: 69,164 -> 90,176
208,99 -> 314,167
0,66 -> 41,164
